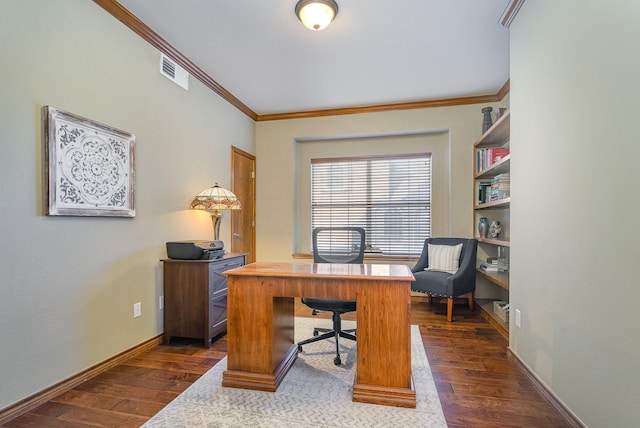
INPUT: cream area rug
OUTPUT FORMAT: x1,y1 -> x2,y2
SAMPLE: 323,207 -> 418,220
142,317 -> 447,428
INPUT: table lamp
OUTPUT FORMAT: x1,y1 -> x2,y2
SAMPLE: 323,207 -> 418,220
190,183 -> 241,240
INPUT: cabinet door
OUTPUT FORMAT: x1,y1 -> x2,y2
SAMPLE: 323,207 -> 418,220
208,257 -> 245,338
208,270 -> 227,337
209,258 -> 244,292
210,293 -> 227,336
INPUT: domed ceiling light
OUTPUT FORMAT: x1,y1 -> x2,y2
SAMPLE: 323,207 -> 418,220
295,0 -> 339,31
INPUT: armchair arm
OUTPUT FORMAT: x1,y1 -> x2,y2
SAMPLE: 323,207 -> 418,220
444,239 -> 478,296
411,239 -> 430,273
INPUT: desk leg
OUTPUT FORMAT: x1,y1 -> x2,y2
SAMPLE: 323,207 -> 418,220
222,276 -> 297,391
353,280 -> 416,408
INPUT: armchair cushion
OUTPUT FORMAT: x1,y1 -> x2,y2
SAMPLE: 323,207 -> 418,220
426,243 -> 463,274
412,269 -> 452,296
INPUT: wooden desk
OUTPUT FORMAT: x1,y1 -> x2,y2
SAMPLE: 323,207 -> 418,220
221,262 -> 416,408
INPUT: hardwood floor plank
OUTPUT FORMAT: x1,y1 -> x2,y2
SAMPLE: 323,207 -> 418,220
51,390 -> 122,411
56,406 -> 147,428
27,402 -> 77,419
439,392 -> 571,427
3,413 -> 94,428
109,400 -> 165,418
448,381 -> 545,401
73,381 -> 179,404
90,366 -> 196,392
1,297 -> 572,428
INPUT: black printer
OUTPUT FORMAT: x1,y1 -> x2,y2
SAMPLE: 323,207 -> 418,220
166,240 -> 225,260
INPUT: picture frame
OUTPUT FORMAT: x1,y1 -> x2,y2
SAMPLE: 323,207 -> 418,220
43,106 -> 136,217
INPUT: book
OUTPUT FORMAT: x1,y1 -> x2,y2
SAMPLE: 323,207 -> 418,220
490,190 -> 510,201
490,173 -> 510,200
477,181 -> 492,204
489,148 -> 509,164
480,262 -> 500,272
476,148 -> 510,172
493,173 -> 510,181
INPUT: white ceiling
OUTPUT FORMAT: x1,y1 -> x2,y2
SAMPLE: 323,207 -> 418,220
116,0 -> 510,115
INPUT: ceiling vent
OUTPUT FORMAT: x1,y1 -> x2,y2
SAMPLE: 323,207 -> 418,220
160,53 -> 189,91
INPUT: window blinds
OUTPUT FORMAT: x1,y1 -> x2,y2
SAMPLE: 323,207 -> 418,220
311,153 -> 431,256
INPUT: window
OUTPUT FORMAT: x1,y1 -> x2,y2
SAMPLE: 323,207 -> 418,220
311,153 -> 431,256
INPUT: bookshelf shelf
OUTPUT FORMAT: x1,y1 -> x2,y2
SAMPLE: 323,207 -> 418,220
474,198 -> 510,210
476,268 -> 509,289
477,298 -> 508,338
475,110 -> 510,148
473,108 -> 511,334
475,154 -> 510,179
477,237 -> 510,247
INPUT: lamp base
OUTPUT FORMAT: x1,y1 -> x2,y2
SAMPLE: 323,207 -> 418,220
210,210 -> 222,241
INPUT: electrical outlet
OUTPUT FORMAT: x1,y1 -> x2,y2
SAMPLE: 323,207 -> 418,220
515,309 -> 521,328
134,302 -> 142,318
159,295 -> 164,310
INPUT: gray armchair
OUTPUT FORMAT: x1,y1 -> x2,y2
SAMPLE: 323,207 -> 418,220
411,237 -> 478,321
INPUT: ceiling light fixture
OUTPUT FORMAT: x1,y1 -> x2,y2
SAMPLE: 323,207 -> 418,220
295,0 -> 338,31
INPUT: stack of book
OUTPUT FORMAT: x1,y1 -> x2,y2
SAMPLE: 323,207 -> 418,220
490,173 -> 510,201
477,181 -> 492,205
479,258 -> 500,272
476,147 -> 510,173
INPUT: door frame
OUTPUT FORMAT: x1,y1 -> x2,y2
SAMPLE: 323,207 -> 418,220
230,146 -> 256,262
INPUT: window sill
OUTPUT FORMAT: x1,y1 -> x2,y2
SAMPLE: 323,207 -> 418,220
292,253 -> 419,262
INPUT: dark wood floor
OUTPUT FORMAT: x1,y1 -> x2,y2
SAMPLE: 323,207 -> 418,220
3,297 -> 570,428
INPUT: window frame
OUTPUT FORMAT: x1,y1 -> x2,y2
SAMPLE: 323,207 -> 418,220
310,152 -> 432,258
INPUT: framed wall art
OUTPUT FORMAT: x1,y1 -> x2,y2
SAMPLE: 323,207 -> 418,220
43,106 -> 136,217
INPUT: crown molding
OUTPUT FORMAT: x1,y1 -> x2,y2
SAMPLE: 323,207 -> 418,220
496,79 -> 510,100
500,0 -> 526,28
93,0 -> 258,120
256,87 -> 509,121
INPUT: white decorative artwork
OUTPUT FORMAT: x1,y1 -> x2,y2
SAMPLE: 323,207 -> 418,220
44,106 -> 136,217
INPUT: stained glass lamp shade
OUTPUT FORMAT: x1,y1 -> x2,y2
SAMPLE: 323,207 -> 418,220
190,183 -> 241,240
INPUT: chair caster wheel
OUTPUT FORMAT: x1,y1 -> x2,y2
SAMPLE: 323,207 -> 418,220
297,345 -> 302,352
334,356 -> 341,365
313,330 -> 319,337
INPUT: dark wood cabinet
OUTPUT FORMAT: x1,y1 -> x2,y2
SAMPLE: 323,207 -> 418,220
162,254 -> 246,347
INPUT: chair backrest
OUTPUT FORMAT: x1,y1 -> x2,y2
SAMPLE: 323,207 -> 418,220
426,237 -> 473,265
412,237 -> 478,273
312,227 -> 366,264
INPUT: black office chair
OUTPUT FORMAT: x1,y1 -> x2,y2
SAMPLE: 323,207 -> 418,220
297,227 -> 366,365
411,237 -> 478,321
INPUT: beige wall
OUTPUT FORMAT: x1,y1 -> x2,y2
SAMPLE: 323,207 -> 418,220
510,1 -> 640,426
0,1 -> 254,409
255,103 -> 504,265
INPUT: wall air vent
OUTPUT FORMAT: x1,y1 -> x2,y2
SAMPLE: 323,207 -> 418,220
160,53 -> 189,91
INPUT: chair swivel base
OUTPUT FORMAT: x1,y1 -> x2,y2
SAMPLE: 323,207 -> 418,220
297,313 -> 356,365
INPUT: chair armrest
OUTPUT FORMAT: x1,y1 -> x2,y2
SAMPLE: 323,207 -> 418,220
444,239 -> 478,295
411,241 -> 430,272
